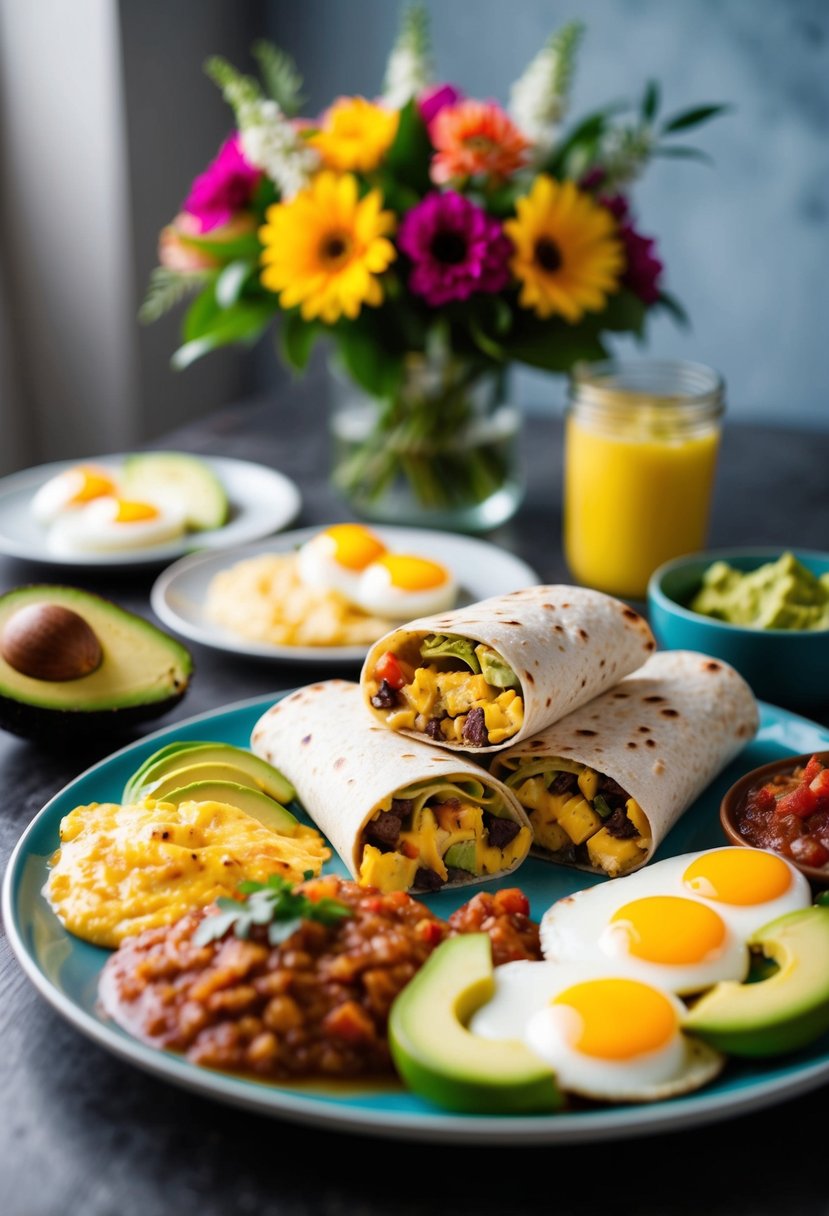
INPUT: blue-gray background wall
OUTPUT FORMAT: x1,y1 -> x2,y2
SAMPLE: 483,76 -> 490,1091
267,0 -> 829,426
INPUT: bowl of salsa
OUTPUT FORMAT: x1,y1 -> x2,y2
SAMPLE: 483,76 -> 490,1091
720,751 -> 829,885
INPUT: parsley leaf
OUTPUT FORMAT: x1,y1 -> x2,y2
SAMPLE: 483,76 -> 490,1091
193,874 -> 351,948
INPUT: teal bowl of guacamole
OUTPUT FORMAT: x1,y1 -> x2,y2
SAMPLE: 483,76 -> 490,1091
647,549 -> 829,712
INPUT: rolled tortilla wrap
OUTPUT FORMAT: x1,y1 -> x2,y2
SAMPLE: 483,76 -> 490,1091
490,650 -> 759,878
360,584 -> 656,754
250,679 -> 532,895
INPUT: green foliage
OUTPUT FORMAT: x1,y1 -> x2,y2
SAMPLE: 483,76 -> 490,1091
500,315 -> 609,372
383,98 -> 432,197
138,268 -> 212,325
251,40 -> 305,115
204,55 -> 262,122
333,316 -> 405,398
548,20 -> 584,105
172,299 -> 276,370
661,103 -> 732,134
279,311 -> 321,373
398,2 -> 431,59
192,873 -> 351,948
654,290 -> 690,328
597,289 -> 647,337
176,229 -> 262,263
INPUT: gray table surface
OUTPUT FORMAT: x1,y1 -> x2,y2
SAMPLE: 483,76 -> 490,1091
2,390 -> 829,1216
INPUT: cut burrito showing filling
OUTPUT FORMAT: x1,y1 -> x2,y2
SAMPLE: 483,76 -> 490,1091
360,585 -> 656,753
490,651 -> 759,878
250,680 -> 532,894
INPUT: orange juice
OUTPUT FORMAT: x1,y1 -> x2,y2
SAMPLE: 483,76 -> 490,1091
562,362 -> 724,599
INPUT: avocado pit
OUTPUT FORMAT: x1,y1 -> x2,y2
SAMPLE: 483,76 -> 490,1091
1,603 -> 103,681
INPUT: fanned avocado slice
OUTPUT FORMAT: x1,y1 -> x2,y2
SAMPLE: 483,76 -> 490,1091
121,452 -> 229,531
0,586 -> 192,739
125,742 -> 295,804
158,780 -> 298,836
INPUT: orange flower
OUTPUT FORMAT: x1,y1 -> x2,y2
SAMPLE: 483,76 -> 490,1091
430,100 -> 530,185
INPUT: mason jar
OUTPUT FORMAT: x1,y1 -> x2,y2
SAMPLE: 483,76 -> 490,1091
563,359 -> 725,600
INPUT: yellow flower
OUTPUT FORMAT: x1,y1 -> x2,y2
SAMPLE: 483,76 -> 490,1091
259,172 -> 397,323
504,176 -> 624,323
309,96 -> 399,172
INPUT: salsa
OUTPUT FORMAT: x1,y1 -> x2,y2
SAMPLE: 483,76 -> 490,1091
737,754 -> 829,870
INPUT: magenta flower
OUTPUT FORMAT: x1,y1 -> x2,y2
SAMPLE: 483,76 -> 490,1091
182,134 -> 261,233
418,84 -> 464,131
603,195 -> 664,304
398,192 -> 512,308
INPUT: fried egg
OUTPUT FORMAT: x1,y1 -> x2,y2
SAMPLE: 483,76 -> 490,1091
296,524 -> 387,601
31,464 -> 120,525
47,496 -> 186,554
470,960 -> 724,1102
540,847 -> 810,996
354,554 -> 457,619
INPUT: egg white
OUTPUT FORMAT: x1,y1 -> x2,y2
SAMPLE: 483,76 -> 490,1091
354,558 -> 457,619
296,532 -> 372,602
47,496 -> 186,554
470,959 -> 724,1103
31,465 -> 119,525
539,849 -> 810,996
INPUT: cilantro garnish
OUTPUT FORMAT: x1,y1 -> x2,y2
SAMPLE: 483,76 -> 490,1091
193,872 -> 351,948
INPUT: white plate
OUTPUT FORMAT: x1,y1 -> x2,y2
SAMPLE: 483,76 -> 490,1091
150,526 -> 541,663
0,454 -> 301,568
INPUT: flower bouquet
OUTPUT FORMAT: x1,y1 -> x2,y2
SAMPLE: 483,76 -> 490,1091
143,6 -> 726,530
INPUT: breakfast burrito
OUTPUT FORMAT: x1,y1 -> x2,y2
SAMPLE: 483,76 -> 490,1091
360,584 -> 657,753
250,679 -> 532,895
490,650 -> 759,878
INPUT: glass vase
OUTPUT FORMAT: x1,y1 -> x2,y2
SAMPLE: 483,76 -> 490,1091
328,352 -> 524,533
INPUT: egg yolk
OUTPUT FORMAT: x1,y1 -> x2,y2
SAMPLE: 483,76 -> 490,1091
69,466 -> 118,504
682,847 -> 792,906
324,524 -> 387,570
113,499 -> 161,523
552,977 -> 677,1060
374,554 -> 449,590
609,896 -> 726,965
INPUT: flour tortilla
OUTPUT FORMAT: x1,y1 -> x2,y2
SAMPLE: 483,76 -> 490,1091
250,679 -> 531,887
360,584 -> 657,753
490,649 -> 759,874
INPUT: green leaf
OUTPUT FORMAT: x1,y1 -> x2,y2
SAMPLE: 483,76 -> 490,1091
178,230 -> 263,262
172,302 -> 275,370
137,267 -> 212,325
215,259 -> 254,308
641,79 -> 660,123
653,145 -> 714,166
182,286 -> 222,343
654,290 -> 690,328
542,107 -> 616,178
279,311 -> 320,373
502,319 -> 608,372
599,289 -> 648,336
467,295 -> 512,361
333,320 -> 405,398
384,98 -> 432,195
251,39 -> 305,115
661,103 -> 732,134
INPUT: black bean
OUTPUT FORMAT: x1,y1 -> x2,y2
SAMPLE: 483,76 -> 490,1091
603,807 -> 639,839
425,717 -> 444,740
414,867 -> 444,891
484,814 -> 521,849
462,707 -> 488,747
363,810 -> 403,851
370,680 -> 399,709
549,771 -> 577,795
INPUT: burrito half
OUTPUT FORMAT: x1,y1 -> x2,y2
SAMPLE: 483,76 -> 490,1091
250,679 -> 532,894
360,584 -> 656,754
490,650 -> 759,878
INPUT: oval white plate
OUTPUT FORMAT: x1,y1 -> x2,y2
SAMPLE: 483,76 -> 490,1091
151,526 -> 541,663
0,454 -> 301,568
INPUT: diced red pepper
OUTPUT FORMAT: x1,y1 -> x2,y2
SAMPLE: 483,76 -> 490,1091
790,836 -> 829,868
416,919 -> 446,946
809,769 -> 829,807
401,840 -> 419,860
754,785 -> 777,814
373,651 -> 410,690
802,755 -> 825,784
775,783 -> 818,819
492,888 -> 530,917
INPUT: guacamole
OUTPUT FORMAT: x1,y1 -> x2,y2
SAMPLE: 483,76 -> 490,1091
689,552 -> 829,630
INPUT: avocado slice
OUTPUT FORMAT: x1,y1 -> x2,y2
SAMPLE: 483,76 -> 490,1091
122,740 -> 216,800
389,933 -> 562,1113
125,742 -> 295,804
122,452 -> 229,531
158,780 -> 298,836
444,841 -> 477,873
0,586 -> 192,739
683,905 -> 829,1056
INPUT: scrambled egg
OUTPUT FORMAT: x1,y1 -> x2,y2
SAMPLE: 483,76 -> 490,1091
45,798 -> 330,947
204,552 -> 393,647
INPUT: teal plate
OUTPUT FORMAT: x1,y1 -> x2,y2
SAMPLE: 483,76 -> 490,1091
5,693 -> 829,1145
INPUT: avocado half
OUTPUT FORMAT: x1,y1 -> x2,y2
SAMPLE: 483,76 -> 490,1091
0,585 -> 193,739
